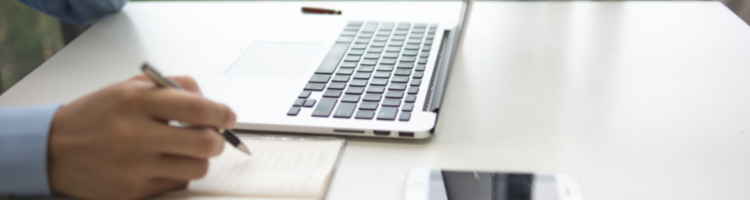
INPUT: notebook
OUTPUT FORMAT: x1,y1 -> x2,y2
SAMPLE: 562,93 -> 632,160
155,135 -> 346,200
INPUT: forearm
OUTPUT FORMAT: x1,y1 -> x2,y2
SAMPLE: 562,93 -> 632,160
17,0 -> 129,26
0,104 -> 63,197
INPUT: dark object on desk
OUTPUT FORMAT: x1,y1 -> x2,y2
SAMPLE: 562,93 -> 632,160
302,7 -> 342,14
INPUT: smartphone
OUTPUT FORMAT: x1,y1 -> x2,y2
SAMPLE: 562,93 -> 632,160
403,168 -> 583,200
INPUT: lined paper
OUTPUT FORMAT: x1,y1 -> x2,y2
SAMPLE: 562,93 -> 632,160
185,137 -> 344,199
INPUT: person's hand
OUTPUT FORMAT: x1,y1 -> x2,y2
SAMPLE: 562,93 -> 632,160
48,75 -> 236,200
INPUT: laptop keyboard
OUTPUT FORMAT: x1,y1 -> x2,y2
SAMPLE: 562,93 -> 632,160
287,21 -> 437,121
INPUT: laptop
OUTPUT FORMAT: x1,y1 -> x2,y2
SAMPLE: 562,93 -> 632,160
201,0 -> 473,139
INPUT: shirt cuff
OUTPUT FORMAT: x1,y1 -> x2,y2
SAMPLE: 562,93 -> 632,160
0,104 -> 63,197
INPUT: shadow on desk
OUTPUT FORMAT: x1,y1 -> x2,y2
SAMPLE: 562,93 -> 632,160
233,130 -> 435,145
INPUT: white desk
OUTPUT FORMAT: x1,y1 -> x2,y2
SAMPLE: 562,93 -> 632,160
2,1 -> 750,200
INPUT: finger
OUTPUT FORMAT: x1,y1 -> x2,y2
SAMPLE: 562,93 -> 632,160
149,154 -> 210,180
147,123 -> 225,159
170,76 -> 202,95
142,89 -> 235,129
139,178 -> 188,199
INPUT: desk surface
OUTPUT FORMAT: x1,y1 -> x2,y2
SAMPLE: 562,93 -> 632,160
2,1 -> 750,200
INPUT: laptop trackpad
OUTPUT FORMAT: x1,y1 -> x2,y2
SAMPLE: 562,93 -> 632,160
224,42 -> 321,78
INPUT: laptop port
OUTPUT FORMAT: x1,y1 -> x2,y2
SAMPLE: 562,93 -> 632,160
373,130 -> 391,136
398,131 -> 414,138
334,129 -> 365,134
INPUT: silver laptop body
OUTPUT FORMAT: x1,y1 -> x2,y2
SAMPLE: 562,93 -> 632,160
202,0 -> 473,139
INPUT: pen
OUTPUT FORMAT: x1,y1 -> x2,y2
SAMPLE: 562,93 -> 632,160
141,63 -> 252,156
302,7 -> 342,14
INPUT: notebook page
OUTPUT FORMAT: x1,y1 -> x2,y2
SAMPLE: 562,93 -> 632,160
186,137 -> 344,199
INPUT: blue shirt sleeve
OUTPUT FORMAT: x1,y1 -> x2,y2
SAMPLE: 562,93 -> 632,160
0,104 -> 63,197
17,0 -> 129,26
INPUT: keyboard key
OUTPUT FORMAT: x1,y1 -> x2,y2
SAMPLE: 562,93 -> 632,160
368,47 -> 383,53
377,107 -> 398,120
355,38 -> 370,43
312,98 -> 338,117
315,43 -> 350,74
377,65 -> 394,71
377,31 -> 391,36
333,103 -> 357,118
348,49 -> 364,55
363,93 -> 382,101
424,40 -> 433,45
374,71 -> 391,78
357,66 -> 374,72
410,79 -> 422,86
405,94 -> 417,102
342,94 -> 361,102
355,110 -> 375,119
386,46 -> 401,52
414,23 -> 427,28
344,55 -> 361,62
346,86 -> 365,94
304,83 -> 325,91
304,99 -> 316,107
337,36 -> 354,43
309,74 -> 331,83
341,31 -> 357,36
397,62 -> 413,69
399,112 -> 411,121
354,73 -> 371,79
418,58 -> 428,64
350,79 -> 368,86
337,68 -> 355,75
423,46 -> 432,51
341,62 -> 358,68
332,75 -> 350,82
381,58 -> 397,64
391,35 -> 406,40
403,50 -> 418,56
392,76 -> 409,83
408,87 -> 419,94
402,103 -> 414,111
415,64 -> 426,71
328,82 -> 346,89
413,71 -> 424,78
385,90 -> 404,98
360,32 -> 374,37
362,22 -> 378,32
371,78 -> 388,85
383,52 -> 399,58
299,90 -> 311,98
396,23 -> 411,30
287,107 -> 301,116
374,35 -> 389,41
427,34 -> 435,39
405,44 -> 420,50
394,30 -> 408,35
382,98 -> 401,107
359,102 -> 378,110
367,85 -> 385,93
400,56 -> 416,62
395,69 -> 411,76
407,39 -> 422,44
420,51 -> 430,57
323,89 -> 342,97
293,99 -> 306,106
361,59 -> 377,65
347,21 -> 363,26
389,41 -> 404,46
364,53 -> 381,59
371,41 -> 386,46
409,34 -> 424,39
411,29 -> 425,34
352,43 -> 367,49
388,83 -> 407,90
380,22 -> 395,30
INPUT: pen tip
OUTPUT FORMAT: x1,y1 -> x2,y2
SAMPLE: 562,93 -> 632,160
237,144 -> 252,156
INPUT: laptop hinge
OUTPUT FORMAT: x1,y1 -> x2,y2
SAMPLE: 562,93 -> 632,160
424,28 -> 457,113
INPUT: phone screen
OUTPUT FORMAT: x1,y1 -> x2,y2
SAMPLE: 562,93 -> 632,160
439,170 -> 560,200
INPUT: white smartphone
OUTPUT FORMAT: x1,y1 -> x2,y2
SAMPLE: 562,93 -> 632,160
404,168 -> 583,200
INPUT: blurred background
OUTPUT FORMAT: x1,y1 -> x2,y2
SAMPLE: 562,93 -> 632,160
0,0 -> 748,94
